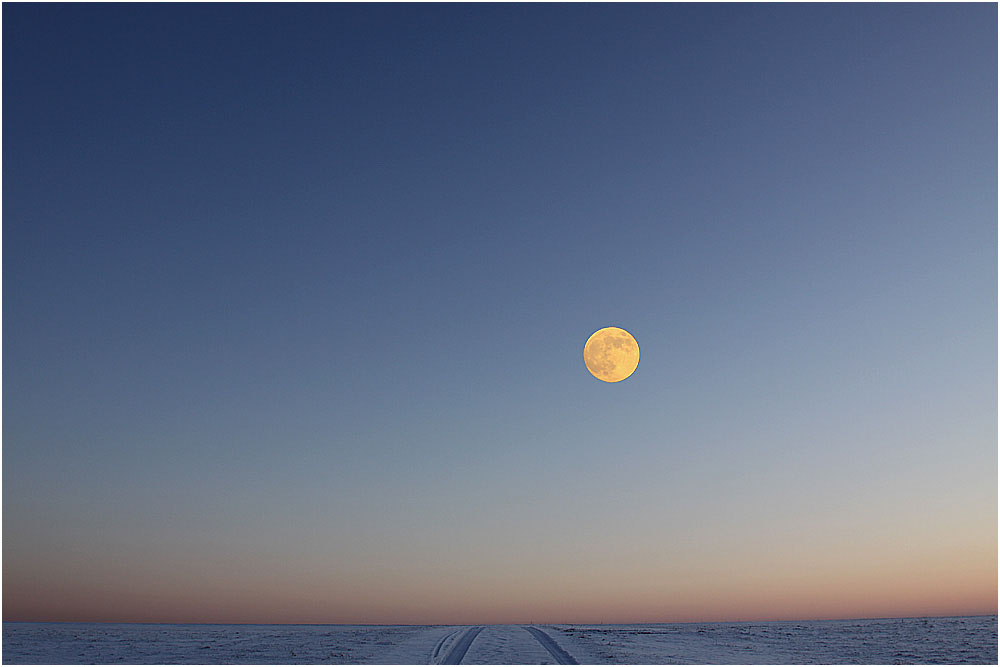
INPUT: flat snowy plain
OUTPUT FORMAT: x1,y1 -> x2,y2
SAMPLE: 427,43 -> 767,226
3,616 -> 996,664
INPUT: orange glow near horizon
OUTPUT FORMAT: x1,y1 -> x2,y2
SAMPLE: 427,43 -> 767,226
4,533 -> 995,625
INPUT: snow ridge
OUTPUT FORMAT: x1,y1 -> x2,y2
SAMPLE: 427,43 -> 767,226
523,626 -> 578,665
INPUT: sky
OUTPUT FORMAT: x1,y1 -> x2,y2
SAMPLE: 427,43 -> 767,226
3,3 -> 996,625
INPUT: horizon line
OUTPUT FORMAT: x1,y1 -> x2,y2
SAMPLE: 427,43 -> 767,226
5,612 -> 997,627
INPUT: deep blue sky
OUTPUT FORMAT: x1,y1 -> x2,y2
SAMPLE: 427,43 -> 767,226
4,3 -> 996,623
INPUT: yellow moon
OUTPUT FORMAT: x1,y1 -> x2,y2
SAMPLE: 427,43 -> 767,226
584,327 -> 640,383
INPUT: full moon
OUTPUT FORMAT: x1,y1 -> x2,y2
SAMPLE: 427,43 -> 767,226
584,327 -> 640,383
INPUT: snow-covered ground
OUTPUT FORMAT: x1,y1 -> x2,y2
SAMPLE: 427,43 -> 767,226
547,616 -> 998,664
3,616 -> 996,664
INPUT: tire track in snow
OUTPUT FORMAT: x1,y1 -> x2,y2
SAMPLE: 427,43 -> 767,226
432,628 -> 462,664
522,626 -> 578,665
440,626 -> 484,665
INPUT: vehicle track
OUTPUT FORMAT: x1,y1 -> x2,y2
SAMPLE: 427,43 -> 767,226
431,628 -> 462,664
522,626 -> 578,665
440,626 -> 484,665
